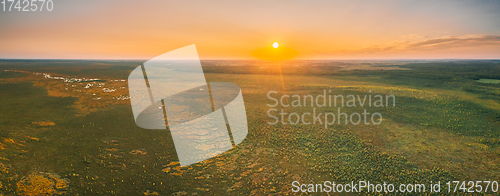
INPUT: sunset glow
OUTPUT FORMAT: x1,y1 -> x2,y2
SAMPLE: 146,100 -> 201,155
0,1 -> 499,59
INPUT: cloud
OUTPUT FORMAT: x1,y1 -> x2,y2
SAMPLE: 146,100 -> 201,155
311,34 -> 500,59
399,34 -> 427,40
365,35 -> 500,52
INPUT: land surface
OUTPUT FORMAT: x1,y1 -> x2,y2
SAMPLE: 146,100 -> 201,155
0,59 -> 499,195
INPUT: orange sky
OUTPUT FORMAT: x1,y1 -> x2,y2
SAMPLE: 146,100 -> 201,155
0,1 -> 499,59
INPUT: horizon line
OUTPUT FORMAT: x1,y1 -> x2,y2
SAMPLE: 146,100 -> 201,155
1,58 -> 500,61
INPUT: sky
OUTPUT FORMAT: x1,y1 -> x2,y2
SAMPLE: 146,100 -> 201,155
0,0 -> 499,60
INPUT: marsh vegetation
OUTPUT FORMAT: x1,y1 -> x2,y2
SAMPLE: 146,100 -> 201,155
0,59 -> 499,195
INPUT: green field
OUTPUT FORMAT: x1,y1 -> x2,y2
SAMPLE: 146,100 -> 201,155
0,60 -> 499,195
478,79 -> 500,84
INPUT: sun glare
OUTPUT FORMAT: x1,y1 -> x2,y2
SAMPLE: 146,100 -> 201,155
273,42 -> 279,48
252,42 -> 297,60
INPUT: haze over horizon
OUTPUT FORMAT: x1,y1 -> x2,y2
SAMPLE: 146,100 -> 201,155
1,0 -> 499,60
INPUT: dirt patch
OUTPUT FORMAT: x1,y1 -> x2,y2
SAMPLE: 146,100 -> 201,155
16,171 -> 69,196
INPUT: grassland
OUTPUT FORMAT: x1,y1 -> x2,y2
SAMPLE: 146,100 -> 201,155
478,79 -> 500,84
0,59 -> 499,195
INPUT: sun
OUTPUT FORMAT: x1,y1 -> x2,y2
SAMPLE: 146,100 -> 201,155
251,42 -> 297,60
272,42 -> 279,48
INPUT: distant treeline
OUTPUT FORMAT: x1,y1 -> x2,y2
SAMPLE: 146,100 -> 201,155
1,59 -> 499,80
397,61 -> 500,80
202,60 -> 500,80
